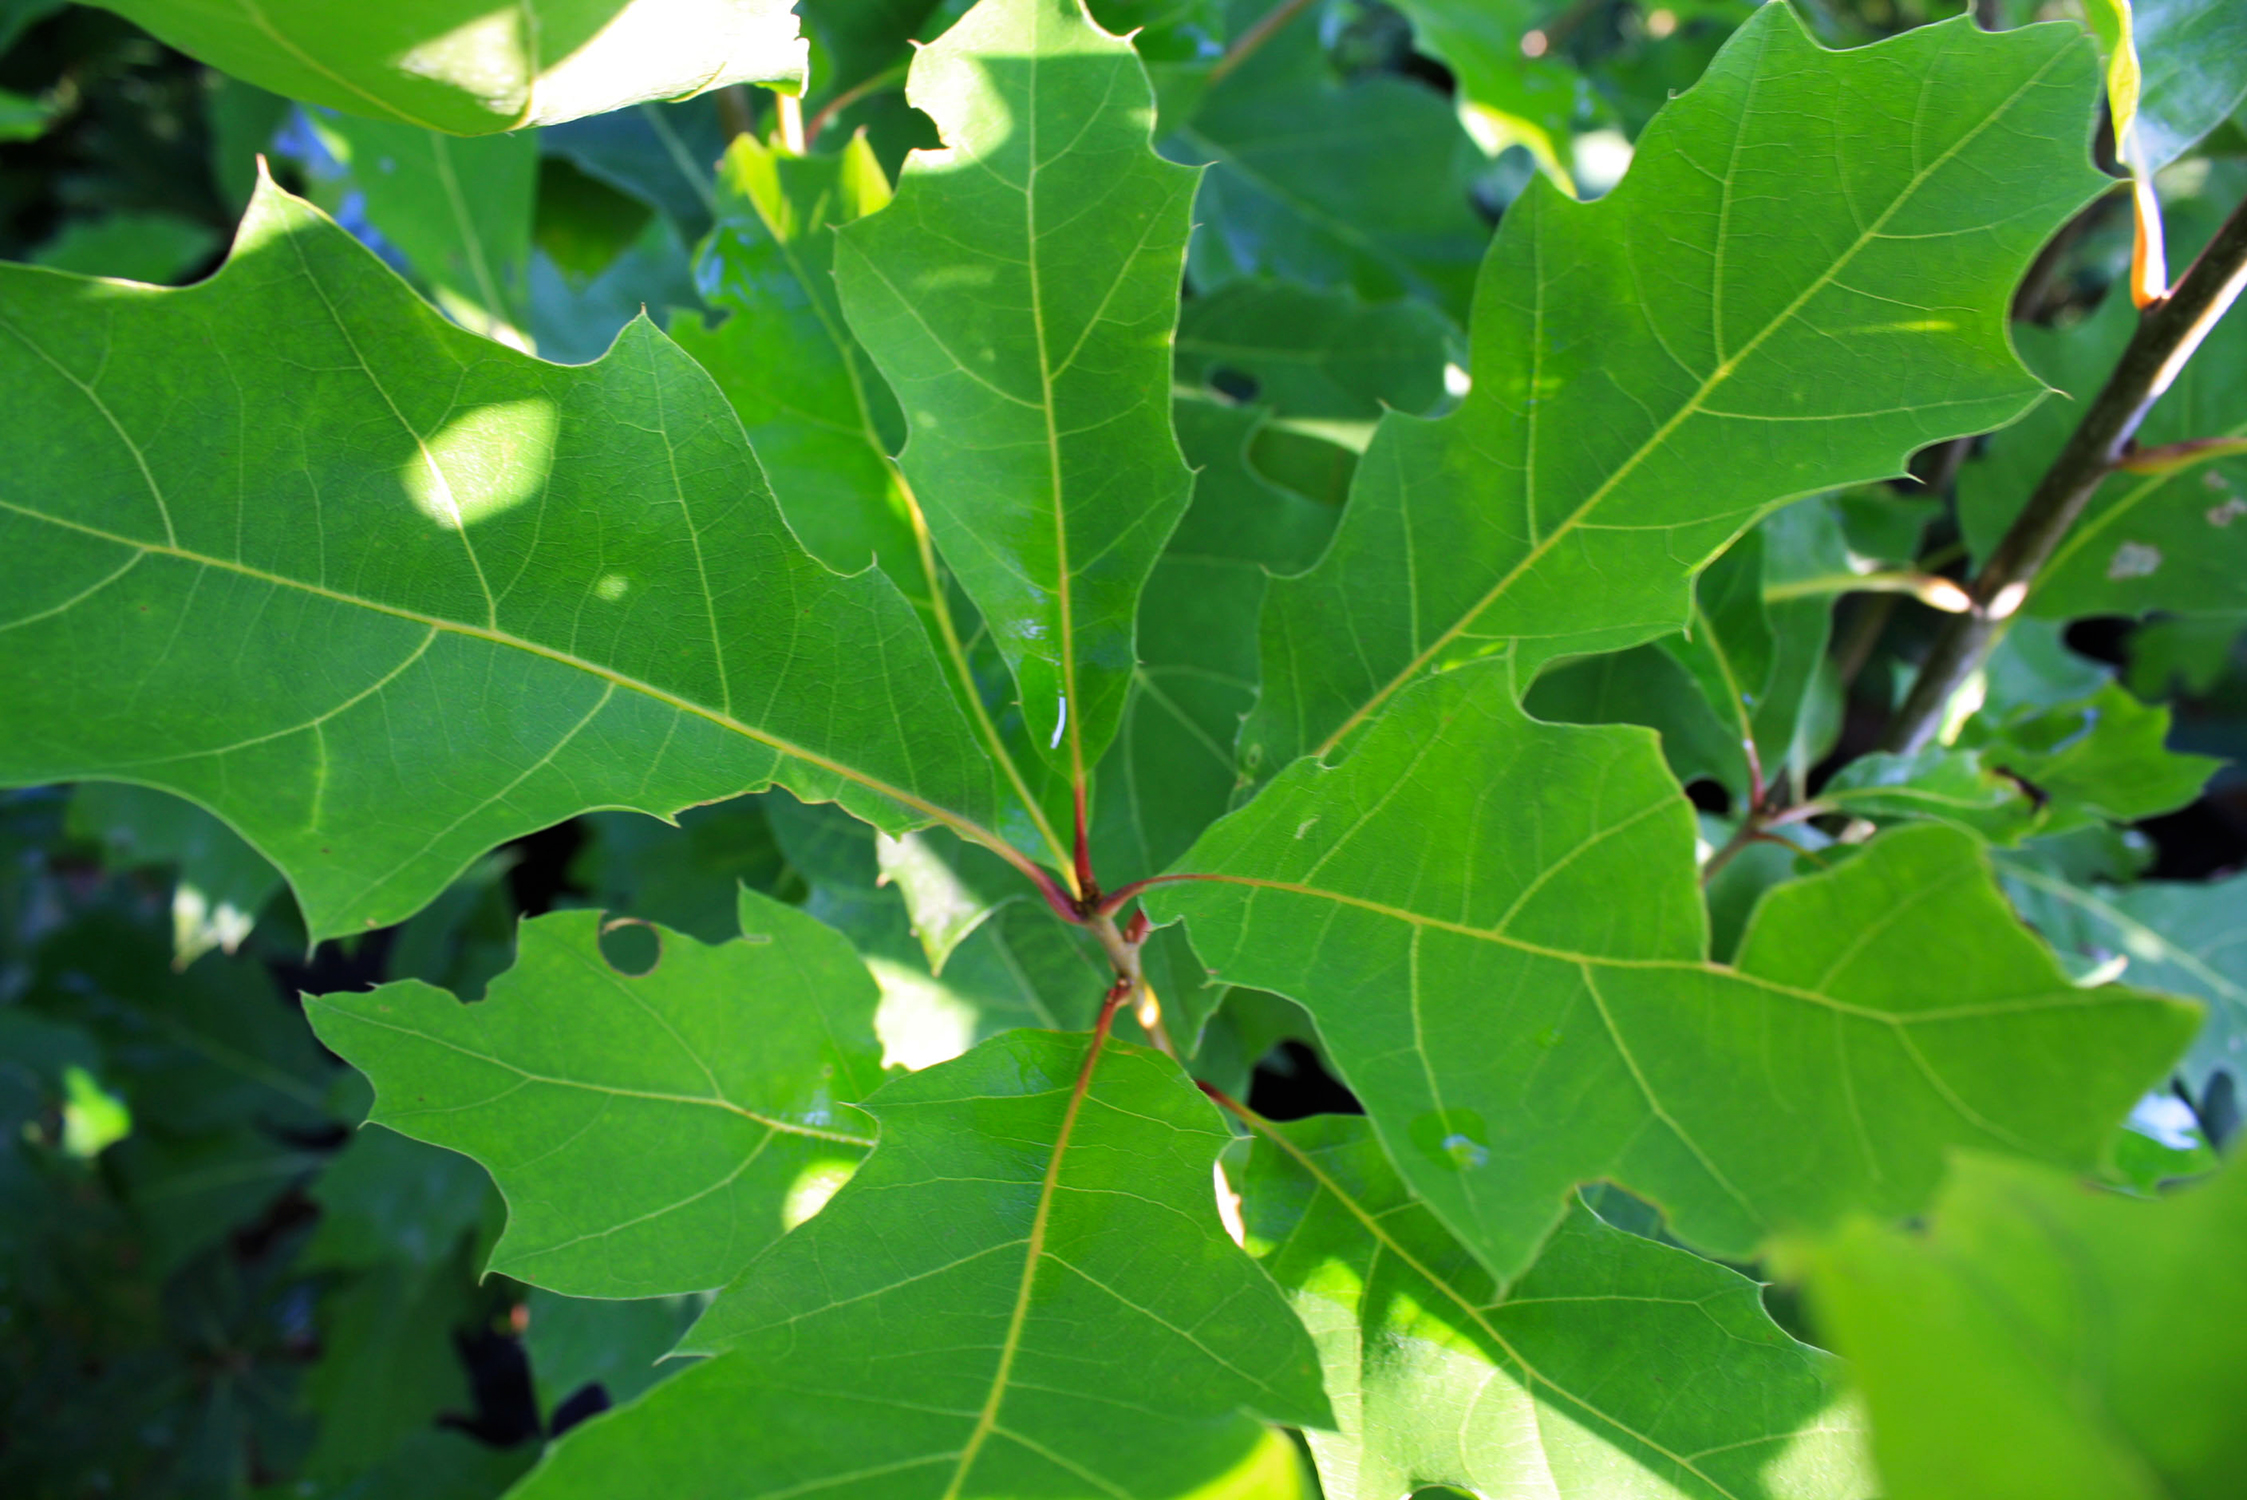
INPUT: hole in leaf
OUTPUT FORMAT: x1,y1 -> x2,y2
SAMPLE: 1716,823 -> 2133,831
1207,366 -> 1259,404
1684,777 -> 1731,816
597,918 -> 660,977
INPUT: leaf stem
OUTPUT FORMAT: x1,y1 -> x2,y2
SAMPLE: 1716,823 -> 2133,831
896,468 -> 1078,886
804,63 -> 909,148
1886,193 -> 2247,755
1207,0 -> 1316,85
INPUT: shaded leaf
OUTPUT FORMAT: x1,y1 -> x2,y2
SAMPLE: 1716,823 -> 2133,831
303,1121 -> 499,1272
515,1029 -> 1329,1500
306,891 -> 881,1297
1240,9 -> 2105,776
1998,859 -> 2247,1091
93,0 -> 807,135
525,1288 -> 702,1422
1959,185 -> 2247,619
0,176 -> 1000,940
1961,682 -> 2219,830
836,0 -> 1199,777
1797,1153 -> 2247,1500
1242,1113 -> 1871,1500
1817,747 -> 2038,843
1171,0 -> 1489,321
67,780 -> 284,965
673,132 -> 916,583
1389,0 -> 1584,182
1173,281 -> 1455,424
306,113 -> 538,346
1152,662 -> 2198,1281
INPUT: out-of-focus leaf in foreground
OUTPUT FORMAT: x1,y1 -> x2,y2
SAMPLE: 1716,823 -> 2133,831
1243,1113 -> 1871,1499
1798,1152 -> 2247,1500
93,0 -> 808,134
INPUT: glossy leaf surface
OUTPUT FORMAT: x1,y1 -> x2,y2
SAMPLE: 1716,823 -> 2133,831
93,0 -> 807,135
514,1029 -> 1330,1499
836,0 -> 1199,777
306,891 -> 881,1297
0,177 -> 999,939
1242,9 -> 2105,773
1154,663 -> 2198,1280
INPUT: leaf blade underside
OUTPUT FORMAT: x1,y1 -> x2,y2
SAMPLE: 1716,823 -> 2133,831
1240,8 -> 2108,775
1152,663 -> 2199,1281
835,0 -> 1201,779
307,892 -> 883,1298
513,1030 -> 1330,1499
0,177 -> 1001,939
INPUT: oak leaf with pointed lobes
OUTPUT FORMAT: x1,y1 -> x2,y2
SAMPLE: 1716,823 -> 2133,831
1239,6 -> 2108,778
1152,661 -> 2199,1283
306,889 -> 882,1298
0,174 -> 1000,941
511,1030 -> 1331,1499
835,0 -> 1200,780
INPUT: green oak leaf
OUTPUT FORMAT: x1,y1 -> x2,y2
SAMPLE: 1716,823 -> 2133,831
512,1030 -> 1331,1500
1388,0 -> 1584,183
1172,0 -> 1490,323
1961,281 -> 2247,619
765,795 -> 1115,1063
305,890 -> 882,1298
303,113 -> 537,348
67,781 -> 284,966
525,1288 -> 702,1422
1960,682 -> 2219,831
28,212 -> 221,284
1173,281 -> 1455,426
1525,641 -> 1743,793
835,0 -> 1200,779
1999,859 -> 2247,1092
1796,1152 -> 2247,1500
1816,748 -> 2039,844
91,0 -> 807,135
1091,393 -> 1345,1042
0,174 -> 1001,940
673,131 -> 916,583
1661,509 -> 1842,804
1150,663 -> 2198,1282
569,798 -> 792,945
1240,8 -> 2106,777
543,98 -> 728,242
302,1121 -> 498,1273
1242,1113 -> 1871,1500
301,1246 -> 478,1480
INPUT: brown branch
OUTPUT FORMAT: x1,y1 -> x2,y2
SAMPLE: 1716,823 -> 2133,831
1885,194 -> 2247,756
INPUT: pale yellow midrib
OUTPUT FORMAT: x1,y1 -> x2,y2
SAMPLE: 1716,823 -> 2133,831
0,497 -> 1002,858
